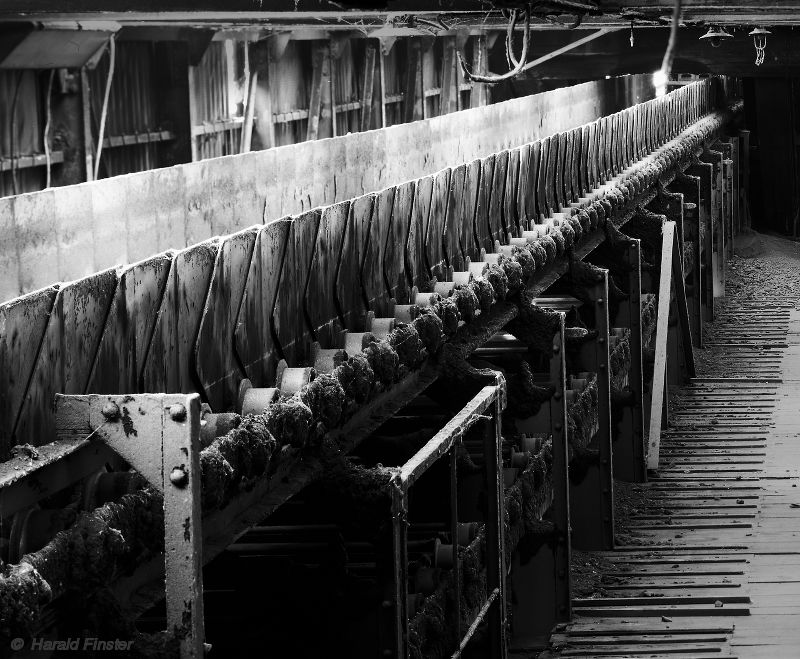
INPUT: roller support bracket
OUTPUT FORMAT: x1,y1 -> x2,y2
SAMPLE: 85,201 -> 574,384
55,393 -> 205,659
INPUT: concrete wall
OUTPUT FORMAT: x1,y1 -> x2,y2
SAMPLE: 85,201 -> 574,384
0,75 -> 652,301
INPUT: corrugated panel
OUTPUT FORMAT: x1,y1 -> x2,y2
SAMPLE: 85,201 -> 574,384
192,41 -> 244,160
272,40 -> 309,147
382,41 -> 404,127
90,41 -> 160,178
333,39 -> 359,136
0,70 -> 44,195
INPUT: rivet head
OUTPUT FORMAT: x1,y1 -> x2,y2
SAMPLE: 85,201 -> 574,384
554,423 -> 563,431
170,466 -> 188,488
101,401 -> 120,421
381,600 -> 392,609
169,403 -> 187,421
554,391 -> 562,400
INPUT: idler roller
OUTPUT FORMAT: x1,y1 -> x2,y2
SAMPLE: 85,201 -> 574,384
9,507 -> 76,562
504,467 -> 519,488
199,403 -> 241,447
394,288 -> 440,323
311,343 -> 344,374
342,332 -> 375,355
366,313 -> 396,339
238,378 -> 280,416
82,469 -> 146,509
521,434 -> 548,454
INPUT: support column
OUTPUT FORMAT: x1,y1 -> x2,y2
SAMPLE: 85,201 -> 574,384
611,239 -> 646,483
570,272 -> 614,551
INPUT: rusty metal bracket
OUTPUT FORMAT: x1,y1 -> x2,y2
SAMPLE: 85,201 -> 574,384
390,377 -> 506,659
55,393 -> 205,659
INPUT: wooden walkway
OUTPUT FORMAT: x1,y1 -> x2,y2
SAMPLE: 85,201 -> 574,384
546,298 -> 800,659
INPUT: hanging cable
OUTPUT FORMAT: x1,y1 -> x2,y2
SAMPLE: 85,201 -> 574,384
43,69 -> 55,189
505,8 -> 520,68
659,0 -> 682,79
93,35 -> 116,181
459,7 -> 531,84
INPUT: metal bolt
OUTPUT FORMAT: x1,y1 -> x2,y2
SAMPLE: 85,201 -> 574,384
170,466 -> 188,488
554,391 -> 562,400
554,423 -> 563,431
553,346 -> 561,354
169,404 -> 187,422
598,337 -> 606,344
600,363 -> 607,370
101,401 -> 120,421
597,298 -> 605,305
381,600 -> 392,609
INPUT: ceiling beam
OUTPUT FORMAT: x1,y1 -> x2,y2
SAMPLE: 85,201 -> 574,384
514,26 -> 800,78
520,27 -> 623,72
1,1 -> 800,27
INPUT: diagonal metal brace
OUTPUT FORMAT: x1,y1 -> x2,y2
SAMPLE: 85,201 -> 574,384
56,393 -> 205,659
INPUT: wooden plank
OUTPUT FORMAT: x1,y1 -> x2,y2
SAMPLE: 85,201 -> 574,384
460,159 -> 482,262
672,221 -> 697,379
384,181 -> 415,304
527,141 -> 542,221
443,163 -> 467,271
306,42 -> 329,141
424,168 -> 451,281
503,147 -> 521,236
568,127 -> 580,203
87,252 -> 173,394
647,221 -> 676,470
359,42 -> 376,132
14,268 -> 118,446
489,151 -> 508,242
338,194 -> 374,330
407,174 -> 434,290
474,154 -> 495,253
539,135 -> 553,217
403,38 -> 423,123
580,124 -> 591,195
555,131 -> 567,209
195,227 -> 259,411
273,209 -> 320,366
360,187 -> 395,317
141,241 -> 218,394
517,143 -> 532,222
234,218 -> 291,387
440,35 -> 459,115
0,285 -> 58,457
305,201 -> 351,345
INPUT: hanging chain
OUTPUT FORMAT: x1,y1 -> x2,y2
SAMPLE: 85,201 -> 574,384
755,35 -> 767,66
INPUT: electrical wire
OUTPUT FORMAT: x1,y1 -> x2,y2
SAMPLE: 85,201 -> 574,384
93,35 -> 116,181
43,69 -> 55,189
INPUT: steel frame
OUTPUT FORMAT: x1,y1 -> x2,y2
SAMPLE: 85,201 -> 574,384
390,377 -> 507,659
